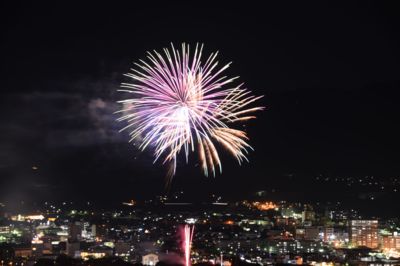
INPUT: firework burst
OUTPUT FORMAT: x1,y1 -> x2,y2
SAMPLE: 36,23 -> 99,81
117,43 -> 263,177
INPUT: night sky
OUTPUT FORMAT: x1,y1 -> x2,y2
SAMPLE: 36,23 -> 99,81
1,2 -> 400,215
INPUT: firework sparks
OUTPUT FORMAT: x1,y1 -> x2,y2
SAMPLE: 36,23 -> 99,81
117,43 -> 263,177
183,224 -> 194,266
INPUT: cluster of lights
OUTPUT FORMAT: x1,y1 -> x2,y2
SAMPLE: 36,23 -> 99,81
251,201 -> 278,211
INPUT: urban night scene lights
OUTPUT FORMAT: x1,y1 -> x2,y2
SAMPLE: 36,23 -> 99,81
117,43 -> 263,178
2,2 -> 400,266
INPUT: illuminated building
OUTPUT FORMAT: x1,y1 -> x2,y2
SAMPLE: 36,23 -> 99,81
322,227 -> 334,243
281,207 -> 302,219
294,256 -> 303,265
301,209 -> 315,224
80,251 -> 106,260
324,227 -> 349,247
0,226 -> 10,234
79,246 -> 113,260
381,233 -> 400,250
81,223 -> 96,240
275,217 -> 290,226
349,220 -> 378,249
295,228 -> 305,239
251,201 -> 278,211
239,219 -> 269,227
0,226 -> 24,244
10,214 -> 45,222
0,226 -> 11,243
142,253 -> 159,265
14,247 -> 32,258
268,239 -> 325,254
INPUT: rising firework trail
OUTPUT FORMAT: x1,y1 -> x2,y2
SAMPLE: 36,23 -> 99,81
117,43 -> 263,178
183,224 -> 194,266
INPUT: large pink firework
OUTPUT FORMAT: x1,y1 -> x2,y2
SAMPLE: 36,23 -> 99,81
117,43 -> 263,177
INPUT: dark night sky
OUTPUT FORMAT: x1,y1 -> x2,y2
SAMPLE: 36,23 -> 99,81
1,2 -> 400,214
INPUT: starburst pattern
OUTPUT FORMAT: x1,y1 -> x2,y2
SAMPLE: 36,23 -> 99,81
117,43 -> 263,177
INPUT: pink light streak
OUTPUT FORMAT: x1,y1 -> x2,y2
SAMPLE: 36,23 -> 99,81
183,224 -> 194,266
